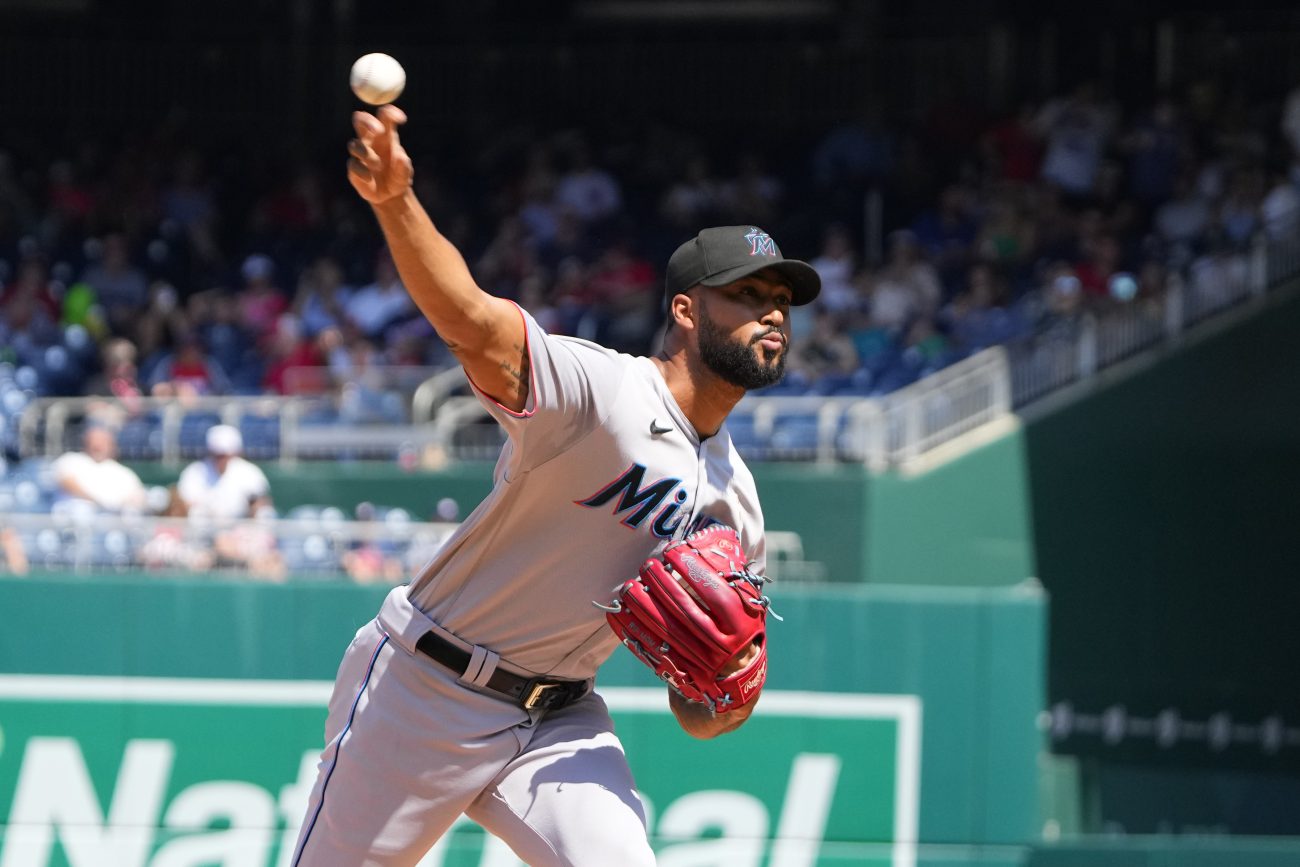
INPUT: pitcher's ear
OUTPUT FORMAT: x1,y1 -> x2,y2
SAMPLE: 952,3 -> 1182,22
668,291 -> 697,331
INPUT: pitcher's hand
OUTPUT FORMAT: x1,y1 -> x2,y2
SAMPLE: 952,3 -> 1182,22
347,105 -> 413,206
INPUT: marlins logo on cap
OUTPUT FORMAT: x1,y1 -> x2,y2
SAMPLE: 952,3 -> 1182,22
664,225 -> 821,306
744,227 -> 778,257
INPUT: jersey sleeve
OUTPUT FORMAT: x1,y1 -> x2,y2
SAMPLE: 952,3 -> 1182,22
467,304 -> 622,475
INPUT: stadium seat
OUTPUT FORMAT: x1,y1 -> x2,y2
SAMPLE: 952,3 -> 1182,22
37,345 -> 82,395
281,531 -> 344,578
239,415 -> 281,459
769,414 -> 821,458
17,526 -> 76,569
62,324 -> 97,369
870,355 -> 924,395
81,530 -> 137,572
178,412 -> 223,458
725,414 -> 762,458
830,368 -> 875,397
12,365 -> 39,394
809,371 -> 856,396
117,413 -> 165,460
285,504 -> 325,523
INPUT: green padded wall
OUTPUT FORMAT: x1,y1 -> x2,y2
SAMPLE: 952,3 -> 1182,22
1021,289 -> 1300,835
865,430 -> 1036,587
0,575 -> 1045,867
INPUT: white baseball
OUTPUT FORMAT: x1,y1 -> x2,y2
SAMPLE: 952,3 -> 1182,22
350,53 -> 406,106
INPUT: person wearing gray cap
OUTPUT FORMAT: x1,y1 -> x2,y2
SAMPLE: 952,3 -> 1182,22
289,104 -> 821,866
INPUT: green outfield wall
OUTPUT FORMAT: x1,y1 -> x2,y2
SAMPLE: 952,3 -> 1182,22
864,431 -> 1035,587
1020,290 -> 1300,837
0,575 -> 1044,867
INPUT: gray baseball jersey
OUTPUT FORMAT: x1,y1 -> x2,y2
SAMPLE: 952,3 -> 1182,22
406,306 -> 767,679
292,306 -> 768,866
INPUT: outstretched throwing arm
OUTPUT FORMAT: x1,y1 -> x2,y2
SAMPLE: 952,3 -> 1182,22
348,105 -> 529,411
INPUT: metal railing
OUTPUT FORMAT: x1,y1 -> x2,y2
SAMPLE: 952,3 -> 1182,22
0,510 -> 821,583
874,347 -> 1011,468
799,348 -> 1011,471
0,509 -> 462,579
1008,233 -> 1299,408
13,364 -> 1007,470
19,394 -> 301,464
412,367 -> 472,425
15,233 -> 1297,470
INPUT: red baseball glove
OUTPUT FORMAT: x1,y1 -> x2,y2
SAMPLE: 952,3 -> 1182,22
599,524 -> 775,713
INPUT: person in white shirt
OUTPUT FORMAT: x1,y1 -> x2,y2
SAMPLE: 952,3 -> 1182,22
176,424 -> 284,580
52,425 -> 146,513
176,424 -> 273,520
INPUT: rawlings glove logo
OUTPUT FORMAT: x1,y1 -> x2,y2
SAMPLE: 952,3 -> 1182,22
682,555 -> 720,590
741,660 -> 768,694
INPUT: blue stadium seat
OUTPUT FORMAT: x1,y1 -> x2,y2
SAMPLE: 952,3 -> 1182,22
62,324 -> 97,369
81,530 -> 137,572
239,415 -> 281,459
754,374 -> 811,397
178,412 -> 223,458
870,356 -> 924,395
12,365 -> 39,393
725,414 -> 762,458
285,504 -> 325,522
37,345 -> 82,395
20,528 -> 74,569
298,405 -> 342,426
117,413 -> 164,460
3,460 -> 56,513
374,506 -> 414,557
228,355 -> 267,396
769,414 -> 821,457
830,368 -> 876,396
281,532 -> 344,578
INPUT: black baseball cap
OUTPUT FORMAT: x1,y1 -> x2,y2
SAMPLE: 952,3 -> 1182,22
665,226 -> 821,306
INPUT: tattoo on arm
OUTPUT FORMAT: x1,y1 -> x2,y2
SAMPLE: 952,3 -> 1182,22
498,342 -> 530,397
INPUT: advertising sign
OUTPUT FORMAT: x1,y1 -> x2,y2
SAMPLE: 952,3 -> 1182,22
0,675 -> 919,867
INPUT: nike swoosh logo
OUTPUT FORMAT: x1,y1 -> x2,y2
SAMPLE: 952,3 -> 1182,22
649,419 -> 674,436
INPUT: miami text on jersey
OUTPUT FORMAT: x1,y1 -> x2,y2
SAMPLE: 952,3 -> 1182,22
576,463 -> 689,538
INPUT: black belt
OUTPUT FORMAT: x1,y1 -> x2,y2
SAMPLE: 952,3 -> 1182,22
415,630 -> 588,712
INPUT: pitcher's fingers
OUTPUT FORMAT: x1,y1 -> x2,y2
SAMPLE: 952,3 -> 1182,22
347,157 -> 374,187
376,104 -> 408,128
352,111 -> 384,142
347,138 -> 380,171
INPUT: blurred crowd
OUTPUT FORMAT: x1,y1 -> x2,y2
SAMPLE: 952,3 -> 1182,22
0,76 -> 1298,447
4,72 -> 1300,577
2,75 -> 1299,416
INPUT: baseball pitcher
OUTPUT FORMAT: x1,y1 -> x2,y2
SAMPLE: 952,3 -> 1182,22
291,103 -> 821,866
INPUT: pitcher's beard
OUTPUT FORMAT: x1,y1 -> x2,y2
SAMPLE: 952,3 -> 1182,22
698,309 -> 786,390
